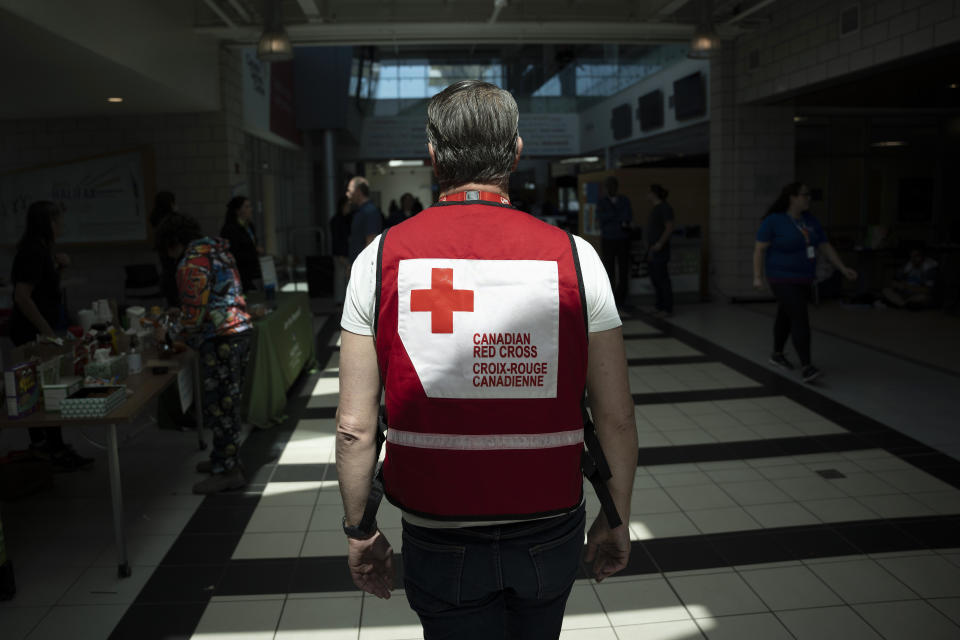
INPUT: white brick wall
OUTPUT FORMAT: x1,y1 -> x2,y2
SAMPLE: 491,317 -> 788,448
735,0 -> 960,104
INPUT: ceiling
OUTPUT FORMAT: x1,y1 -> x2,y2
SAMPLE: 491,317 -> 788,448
196,0 -> 774,45
0,0 -> 778,120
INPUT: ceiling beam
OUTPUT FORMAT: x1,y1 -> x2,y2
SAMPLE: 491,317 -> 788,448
724,0 -> 776,24
656,0 -> 696,17
296,0 -> 322,20
196,21 -> 740,46
202,0 -> 236,28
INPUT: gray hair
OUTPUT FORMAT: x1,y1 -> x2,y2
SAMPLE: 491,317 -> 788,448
426,80 -> 520,192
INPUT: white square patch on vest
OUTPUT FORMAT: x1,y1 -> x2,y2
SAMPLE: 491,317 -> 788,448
397,259 -> 559,398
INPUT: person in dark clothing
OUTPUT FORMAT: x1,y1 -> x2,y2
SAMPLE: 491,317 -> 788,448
220,196 -> 264,292
151,191 -> 180,307
331,196 -> 354,304
646,184 -> 675,317
346,177 -> 383,262
10,201 -> 93,471
596,176 -> 632,314
385,193 -> 420,227
754,182 -> 858,383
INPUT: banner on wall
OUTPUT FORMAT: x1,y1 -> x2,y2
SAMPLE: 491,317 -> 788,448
242,48 -> 302,148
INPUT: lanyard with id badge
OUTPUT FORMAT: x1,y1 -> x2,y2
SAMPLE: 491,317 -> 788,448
794,219 -> 816,260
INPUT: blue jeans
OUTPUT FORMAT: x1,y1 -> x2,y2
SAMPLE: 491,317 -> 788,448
401,504 -> 587,640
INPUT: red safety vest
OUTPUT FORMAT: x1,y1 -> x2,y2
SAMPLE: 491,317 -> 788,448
375,201 -> 588,520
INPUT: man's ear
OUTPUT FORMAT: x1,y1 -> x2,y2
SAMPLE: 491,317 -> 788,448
428,143 -> 439,177
512,136 -> 524,172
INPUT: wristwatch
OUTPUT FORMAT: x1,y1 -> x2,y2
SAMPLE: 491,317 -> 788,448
342,516 -> 378,540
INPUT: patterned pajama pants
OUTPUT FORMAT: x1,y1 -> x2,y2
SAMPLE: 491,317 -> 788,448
199,332 -> 252,473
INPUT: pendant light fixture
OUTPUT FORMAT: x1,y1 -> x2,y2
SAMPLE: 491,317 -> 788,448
688,0 -> 721,59
257,0 -> 293,62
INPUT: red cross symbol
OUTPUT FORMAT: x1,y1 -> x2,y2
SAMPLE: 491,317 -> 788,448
410,268 -> 474,333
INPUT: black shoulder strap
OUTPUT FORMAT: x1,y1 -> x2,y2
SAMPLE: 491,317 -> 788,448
373,229 -> 389,341
569,232 -> 622,528
566,232 -> 589,342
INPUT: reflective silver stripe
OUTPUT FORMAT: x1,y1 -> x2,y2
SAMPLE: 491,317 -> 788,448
386,428 -> 584,450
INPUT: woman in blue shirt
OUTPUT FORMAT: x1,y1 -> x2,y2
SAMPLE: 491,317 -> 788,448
753,182 -> 857,383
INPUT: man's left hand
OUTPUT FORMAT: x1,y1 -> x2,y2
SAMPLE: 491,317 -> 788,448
841,267 -> 858,280
347,531 -> 394,599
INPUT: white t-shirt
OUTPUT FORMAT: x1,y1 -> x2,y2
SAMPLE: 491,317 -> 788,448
340,232 -> 621,528
342,234 -> 621,336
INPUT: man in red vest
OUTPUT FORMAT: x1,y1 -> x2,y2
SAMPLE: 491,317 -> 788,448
337,80 -> 637,639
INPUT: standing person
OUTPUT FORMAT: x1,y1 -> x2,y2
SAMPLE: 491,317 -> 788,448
384,192 -> 420,228
596,176 -> 632,315
754,182 -> 857,383
646,184 -> 675,317
337,80 -> 637,640
330,196 -> 354,305
345,176 -> 382,263
220,196 -> 264,293
10,201 -> 93,471
154,213 -> 254,494
150,191 -> 180,307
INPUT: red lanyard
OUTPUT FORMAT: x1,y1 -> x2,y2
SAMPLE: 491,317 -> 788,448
439,190 -> 511,205
793,219 -> 811,245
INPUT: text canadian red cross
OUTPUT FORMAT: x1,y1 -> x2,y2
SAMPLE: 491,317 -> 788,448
410,267 -> 474,333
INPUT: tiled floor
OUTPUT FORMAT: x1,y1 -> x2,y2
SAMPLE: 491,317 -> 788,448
2,302 -> 959,639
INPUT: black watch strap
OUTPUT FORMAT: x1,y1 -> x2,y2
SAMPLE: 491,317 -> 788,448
342,515 -> 378,540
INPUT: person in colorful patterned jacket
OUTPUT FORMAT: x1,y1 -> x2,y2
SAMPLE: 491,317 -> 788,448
154,213 -> 254,494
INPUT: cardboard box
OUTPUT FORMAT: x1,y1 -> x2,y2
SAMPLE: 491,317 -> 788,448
4,362 -> 39,418
41,376 -> 83,411
60,386 -> 126,419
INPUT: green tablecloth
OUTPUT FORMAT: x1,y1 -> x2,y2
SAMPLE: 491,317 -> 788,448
243,292 -> 317,427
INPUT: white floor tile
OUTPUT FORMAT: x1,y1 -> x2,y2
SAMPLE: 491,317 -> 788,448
246,506 -> 313,533
232,532 -> 306,559
629,488 -> 682,515
876,555 -> 960,598
307,377 -> 341,408
854,600 -> 960,640
278,447 -> 332,465
259,482 -> 325,507
630,512 -> 700,540
310,504 -> 349,531
57,565 -> 153,606
126,508 -> 196,537
719,480 -> 792,506
560,584 -> 609,630
855,494 -> 937,518
24,604 -> 128,640
738,565 -> 843,610
0,564 -> 84,607
92,534 -> 178,568
772,477 -> 846,501
0,606 -> 48,640
913,491 -> 960,514
697,612 -> 793,640
800,498 -> 878,523
653,471 -> 713,487
192,598 -> 285,640
594,576 -> 690,626
301,530 -> 349,557
667,571 -> 768,618
664,485 -> 736,511
744,503 -> 820,528
776,605 -> 883,640
359,593 -> 424,640
686,507 -> 760,534
560,627 -> 617,639
613,618 -> 704,640
826,473 -> 899,497
928,597 -> 960,626
807,558 -> 917,603
275,595 -> 363,639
